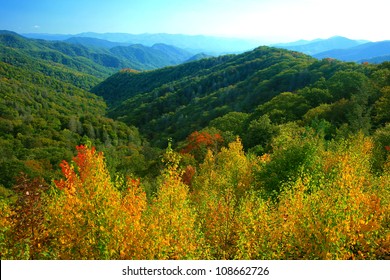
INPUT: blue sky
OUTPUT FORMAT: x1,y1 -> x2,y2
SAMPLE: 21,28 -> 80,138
1,0 -> 389,43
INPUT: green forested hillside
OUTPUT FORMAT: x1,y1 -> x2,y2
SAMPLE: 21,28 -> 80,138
0,31 -> 120,79
0,34 -> 155,188
94,46 -> 389,149
109,43 -> 193,70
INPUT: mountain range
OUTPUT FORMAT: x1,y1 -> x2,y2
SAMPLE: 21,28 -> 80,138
0,31 -> 202,73
24,32 -> 390,63
64,37 -> 130,49
314,40 -> 390,62
273,36 -> 369,55
23,32 -> 261,54
274,36 -> 390,63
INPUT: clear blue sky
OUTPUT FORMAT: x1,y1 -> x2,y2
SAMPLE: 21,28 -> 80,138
1,0 -> 389,43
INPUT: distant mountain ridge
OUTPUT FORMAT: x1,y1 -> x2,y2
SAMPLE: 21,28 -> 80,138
272,38 -> 323,47
274,36 -> 369,55
22,32 -> 389,63
274,36 -> 389,63
23,32 -> 262,54
314,41 -> 390,62
358,54 -> 390,64
65,37 -> 129,49
1,31 -> 201,73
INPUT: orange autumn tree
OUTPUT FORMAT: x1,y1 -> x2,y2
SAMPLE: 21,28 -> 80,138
45,145 -> 126,259
181,130 -> 224,162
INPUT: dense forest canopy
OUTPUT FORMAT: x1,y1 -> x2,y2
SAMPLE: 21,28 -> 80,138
93,46 -> 389,149
0,31 -> 389,260
0,32 -> 156,189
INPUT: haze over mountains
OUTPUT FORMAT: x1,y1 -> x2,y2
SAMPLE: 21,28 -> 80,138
274,36 -> 390,63
22,32 -> 261,54
313,40 -> 390,62
273,36 -> 369,55
23,31 -> 390,63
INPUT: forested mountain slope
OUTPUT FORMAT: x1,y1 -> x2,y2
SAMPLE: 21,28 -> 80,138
0,34 -> 153,188
94,46 -> 319,144
94,46 -> 389,148
109,43 -> 193,70
0,31 -> 120,79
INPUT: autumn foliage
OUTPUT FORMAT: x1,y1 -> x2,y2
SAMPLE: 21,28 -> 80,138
1,134 -> 389,260
181,130 -> 224,162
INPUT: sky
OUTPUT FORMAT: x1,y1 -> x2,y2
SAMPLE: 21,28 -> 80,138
0,0 -> 389,43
